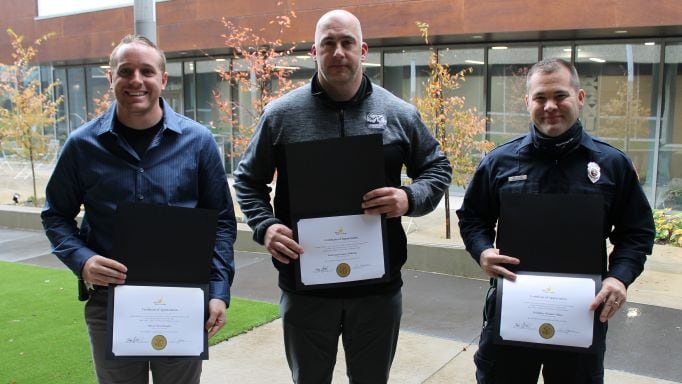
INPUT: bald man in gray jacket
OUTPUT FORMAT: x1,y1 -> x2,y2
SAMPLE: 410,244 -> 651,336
234,9 -> 451,384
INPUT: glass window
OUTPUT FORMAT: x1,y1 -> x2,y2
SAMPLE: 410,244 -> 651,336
363,51 -> 382,84
183,61 -> 196,120
40,66 -> 56,137
543,45 -> 572,61
230,57 -> 257,137
273,53 -> 316,89
67,67 -> 87,132
383,49 -> 430,101
656,43 -> 682,209
576,43 -> 660,198
439,47 -> 486,113
53,68 -> 68,143
164,62 -> 183,113
487,46 -> 539,145
195,60 -> 229,131
195,60 -> 231,172
86,65 -> 111,120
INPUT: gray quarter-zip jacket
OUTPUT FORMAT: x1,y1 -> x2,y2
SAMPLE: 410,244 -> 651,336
234,75 -> 452,296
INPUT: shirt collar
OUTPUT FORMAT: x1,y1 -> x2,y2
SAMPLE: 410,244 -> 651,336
96,98 -> 180,136
310,73 -> 373,107
518,120 -> 601,153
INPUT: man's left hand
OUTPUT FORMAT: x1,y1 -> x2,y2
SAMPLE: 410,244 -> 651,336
590,277 -> 627,323
362,187 -> 409,218
206,298 -> 227,338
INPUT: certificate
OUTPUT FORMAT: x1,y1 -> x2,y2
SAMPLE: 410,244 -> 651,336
285,135 -> 389,289
497,273 -> 596,349
297,214 -> 386,286
109,285 -> 206,358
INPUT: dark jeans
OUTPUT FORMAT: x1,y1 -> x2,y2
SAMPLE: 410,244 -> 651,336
280,289 -> 402,384
85,289 -> 202,384
475,287 -> 606,384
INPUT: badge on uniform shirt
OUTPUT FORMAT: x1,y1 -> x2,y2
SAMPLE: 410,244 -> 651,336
508,175 -> 527,182
587,162 -> 601,183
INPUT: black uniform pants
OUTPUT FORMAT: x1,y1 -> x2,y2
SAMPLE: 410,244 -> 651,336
474,287 -> 606,384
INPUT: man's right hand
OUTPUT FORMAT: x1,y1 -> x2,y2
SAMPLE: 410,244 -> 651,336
82,255 -> 127,286
264,224 -> 304,264
479,248 -> 520,281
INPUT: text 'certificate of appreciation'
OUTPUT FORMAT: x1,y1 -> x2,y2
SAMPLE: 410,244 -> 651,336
112,285 -> 204,357
297,214 -> 385,285
500,274 -> 595,348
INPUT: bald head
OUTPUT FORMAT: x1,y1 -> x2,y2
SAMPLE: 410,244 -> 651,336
315,10 -> 363,45
311,9 -> 368,101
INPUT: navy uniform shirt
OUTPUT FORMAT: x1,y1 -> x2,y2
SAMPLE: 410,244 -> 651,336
457,122 -> 654,287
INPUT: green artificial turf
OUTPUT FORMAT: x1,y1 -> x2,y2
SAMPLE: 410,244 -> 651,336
0,261 -> 279,384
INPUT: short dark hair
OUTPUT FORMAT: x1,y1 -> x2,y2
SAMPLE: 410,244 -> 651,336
109,35 -> 166,72
526,58 -> 580,93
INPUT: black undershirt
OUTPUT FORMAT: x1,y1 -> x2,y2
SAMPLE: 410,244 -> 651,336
114,116 -> 164,158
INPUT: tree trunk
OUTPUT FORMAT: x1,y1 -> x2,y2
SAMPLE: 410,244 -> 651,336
444,189 -> 451,239
29,148 -> 38,207
30,155 -> 37,207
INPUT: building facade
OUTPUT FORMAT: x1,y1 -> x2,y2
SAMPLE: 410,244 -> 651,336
1,0 -> 681,208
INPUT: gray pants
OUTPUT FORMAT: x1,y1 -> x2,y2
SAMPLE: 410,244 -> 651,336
84,289 -> 202,384
280,289 -> 402,384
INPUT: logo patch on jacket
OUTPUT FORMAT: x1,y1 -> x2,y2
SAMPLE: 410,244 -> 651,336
366,113 -> 387,130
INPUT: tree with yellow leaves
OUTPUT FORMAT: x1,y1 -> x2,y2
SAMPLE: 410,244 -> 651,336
0,29 -> 63,206
214,1 -> 304,159
413,22 -> 494,239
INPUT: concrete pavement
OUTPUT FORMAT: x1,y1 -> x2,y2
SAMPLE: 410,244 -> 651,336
1,224 -> 681,383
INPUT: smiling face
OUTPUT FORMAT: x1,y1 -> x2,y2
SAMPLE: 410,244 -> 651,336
311,10 -> 368,101
108,42 -> 168,129
525,65 -> 585,137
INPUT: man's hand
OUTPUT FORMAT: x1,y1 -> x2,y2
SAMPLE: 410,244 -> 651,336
264,224 -> 304,264
590,277 -> 627,323
82,255 -> 127,286
206,298 -> 227,339
362,187 -> 409,218
479,248 -> 520,281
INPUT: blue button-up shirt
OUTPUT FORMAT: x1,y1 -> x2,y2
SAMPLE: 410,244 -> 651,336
41,99 -> 236,304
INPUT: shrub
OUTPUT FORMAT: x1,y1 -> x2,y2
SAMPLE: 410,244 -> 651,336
653,208 -> 682,247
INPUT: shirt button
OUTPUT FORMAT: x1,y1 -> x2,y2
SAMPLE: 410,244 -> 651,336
137,195 -> 144,200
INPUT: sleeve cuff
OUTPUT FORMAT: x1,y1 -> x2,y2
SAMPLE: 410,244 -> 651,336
253,217 -> 284,245
209,281 -> 231,308
399,186 -> 415,216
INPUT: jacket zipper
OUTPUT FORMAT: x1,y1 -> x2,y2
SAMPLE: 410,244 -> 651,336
339,109 -> 345,137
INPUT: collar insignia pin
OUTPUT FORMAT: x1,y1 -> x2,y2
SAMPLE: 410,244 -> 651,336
587,162 -> 601,184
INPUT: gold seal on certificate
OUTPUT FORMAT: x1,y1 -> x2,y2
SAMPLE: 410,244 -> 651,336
539,323 -> 555,339
151,335 -> 167,350
336,263 -> 351,277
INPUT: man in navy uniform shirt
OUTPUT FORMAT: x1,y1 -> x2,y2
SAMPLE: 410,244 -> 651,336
457,58 -> 654,383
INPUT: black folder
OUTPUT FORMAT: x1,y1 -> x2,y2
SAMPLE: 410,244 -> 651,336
285,134 -> 385,218
285,134 -> 389,289
107,202 -> 217,360
111,202 -> 218,283
497,193 -> 605,275
495,193 -> 606,352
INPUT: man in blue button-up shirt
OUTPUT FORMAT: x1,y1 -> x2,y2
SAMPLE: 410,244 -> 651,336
41,35 -> 236,384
